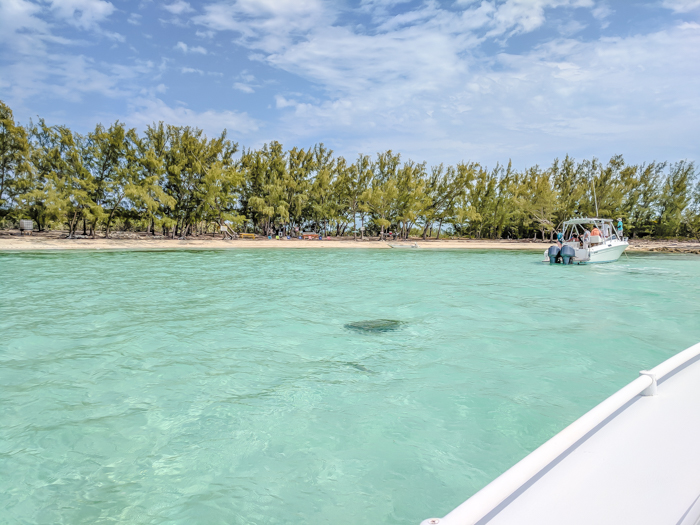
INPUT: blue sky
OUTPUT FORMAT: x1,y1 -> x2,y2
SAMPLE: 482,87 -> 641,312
1,0 -> 699,167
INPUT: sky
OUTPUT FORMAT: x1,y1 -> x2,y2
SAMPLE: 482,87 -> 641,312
1,0 -> 699,168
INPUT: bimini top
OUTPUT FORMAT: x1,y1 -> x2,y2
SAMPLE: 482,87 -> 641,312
563,217 -> 615,225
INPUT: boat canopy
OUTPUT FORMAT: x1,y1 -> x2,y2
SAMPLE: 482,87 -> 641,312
559,217 -> 626,244
563,217 -> 615,225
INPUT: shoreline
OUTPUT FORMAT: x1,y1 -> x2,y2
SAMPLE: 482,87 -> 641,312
1,231 -> 699,253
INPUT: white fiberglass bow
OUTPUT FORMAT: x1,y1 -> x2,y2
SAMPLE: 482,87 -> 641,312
421,341 -> 700,525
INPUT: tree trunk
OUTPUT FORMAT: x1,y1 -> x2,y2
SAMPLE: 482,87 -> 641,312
105,196 -> 124,239
0,170 -> 6,204
436,219 -> 443,240
68,211 -> 78,239
353,209 -> 357,240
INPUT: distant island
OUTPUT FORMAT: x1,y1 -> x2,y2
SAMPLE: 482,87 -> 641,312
1,100 -> 698,243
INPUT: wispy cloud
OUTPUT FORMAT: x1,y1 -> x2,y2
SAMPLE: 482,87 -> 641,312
126,97 -> 260,135
189,0 -> 700,164
174,41 -> 207,54
1,0 -> 699,167
662,0 -> 700,12
234,82 -> 254,93
49,0 -> 116,30
194,0 -> 330,53
163,0 -> 194,15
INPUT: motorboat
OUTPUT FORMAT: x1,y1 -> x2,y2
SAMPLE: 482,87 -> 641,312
544,218 -> 628,264
389,243 -> 419,249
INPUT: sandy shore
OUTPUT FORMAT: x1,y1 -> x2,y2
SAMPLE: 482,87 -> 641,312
1,231 -> 699,253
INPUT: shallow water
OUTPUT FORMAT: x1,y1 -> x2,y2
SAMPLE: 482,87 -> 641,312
1,249 -> 699,524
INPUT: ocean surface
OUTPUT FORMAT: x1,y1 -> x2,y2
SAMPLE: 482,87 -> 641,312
1,248 -> 699,525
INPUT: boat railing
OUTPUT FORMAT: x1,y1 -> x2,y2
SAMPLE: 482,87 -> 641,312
421,341 -> 700,525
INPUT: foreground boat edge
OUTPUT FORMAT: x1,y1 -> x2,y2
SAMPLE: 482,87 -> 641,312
421,341 -> 700,525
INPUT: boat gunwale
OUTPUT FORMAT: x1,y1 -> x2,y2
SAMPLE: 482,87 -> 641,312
421,341 -> 700,525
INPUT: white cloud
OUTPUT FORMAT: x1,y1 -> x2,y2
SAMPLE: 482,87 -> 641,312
479,0 -> 594,38
0,0 -> 50,53
163,0 -> 194,15
125,97 -> 260,136
591,4 -> 613,19
2,54 -> 154,106
662,0 -> 700,12
2,0 -> 699,169
222,1 -> 697,165
128,12 -> 142,25
234,82 -> 255,93
194,0 -> 329,53
174,41 -> 207,54
49,0 -> 115,30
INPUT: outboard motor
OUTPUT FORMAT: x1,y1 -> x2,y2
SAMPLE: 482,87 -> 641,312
561,244 -> 576,265
548,245 -> 560,264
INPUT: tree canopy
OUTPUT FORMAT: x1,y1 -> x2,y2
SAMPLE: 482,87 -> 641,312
1,100 -> 698,240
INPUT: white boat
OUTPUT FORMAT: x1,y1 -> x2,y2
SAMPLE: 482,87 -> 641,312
421,341 -> 700,525
389,243 -> 418,249
543,218 -> 628,264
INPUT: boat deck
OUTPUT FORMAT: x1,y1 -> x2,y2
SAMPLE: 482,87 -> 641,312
423,343 -> 700,525
486,355 -> 700,525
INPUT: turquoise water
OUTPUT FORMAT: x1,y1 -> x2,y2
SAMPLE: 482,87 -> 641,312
1,249 -> 699,524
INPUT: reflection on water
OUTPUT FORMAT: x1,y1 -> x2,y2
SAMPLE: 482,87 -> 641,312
0,249 -> 699,525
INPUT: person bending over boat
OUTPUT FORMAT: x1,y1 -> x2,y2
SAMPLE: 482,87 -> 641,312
582,229 -> 591,248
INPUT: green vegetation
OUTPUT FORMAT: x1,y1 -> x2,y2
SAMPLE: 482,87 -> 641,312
1,100 -> 698,240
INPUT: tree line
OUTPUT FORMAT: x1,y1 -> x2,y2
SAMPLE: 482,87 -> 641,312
1,100 -> 699,240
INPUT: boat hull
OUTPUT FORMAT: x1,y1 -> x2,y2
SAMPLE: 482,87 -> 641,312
542,241 -> 628,264
581,242 -> 628,264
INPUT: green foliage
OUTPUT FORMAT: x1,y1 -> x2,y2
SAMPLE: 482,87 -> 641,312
1,100 -> 698,239
0,101 -> 31,215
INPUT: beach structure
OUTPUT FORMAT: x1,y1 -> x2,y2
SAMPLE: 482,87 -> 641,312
302,232 -> 320,239
421,341 -> 700,525
545,218 -> 628,264
220,223 -> 238,239
19,219 -> 33,235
